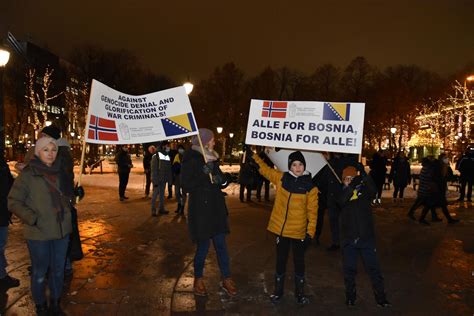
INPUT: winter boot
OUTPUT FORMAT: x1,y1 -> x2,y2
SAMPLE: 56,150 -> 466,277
270,273 -> 285,304
221,277 -> 238,297
374,290 -> 392,308
49,299 -> 66,316
193,278 -> 208,296
35,303 -> 48,316
294,275 -> 309,305
345,286 -> 356,306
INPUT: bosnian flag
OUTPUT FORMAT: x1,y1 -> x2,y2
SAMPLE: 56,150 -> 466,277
262,101 -> 287,118
87,115 -> 119,141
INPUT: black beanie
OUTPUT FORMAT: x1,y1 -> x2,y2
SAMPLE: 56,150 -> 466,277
41,125 -> 61,140
288,151 -> 306,170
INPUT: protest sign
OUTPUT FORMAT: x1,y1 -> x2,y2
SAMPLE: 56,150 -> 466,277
84,79 -> 198,144
265,147 -> 327,176
245,100 -> 365,154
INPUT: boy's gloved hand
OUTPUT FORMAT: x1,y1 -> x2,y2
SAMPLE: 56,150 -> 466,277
244,145 -> 253,158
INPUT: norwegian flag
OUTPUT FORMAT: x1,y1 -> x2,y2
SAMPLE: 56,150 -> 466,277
261,101 -> 287,118
87,115 -> 119,141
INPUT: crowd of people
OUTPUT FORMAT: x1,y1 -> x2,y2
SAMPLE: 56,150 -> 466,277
1,124 -> 472,314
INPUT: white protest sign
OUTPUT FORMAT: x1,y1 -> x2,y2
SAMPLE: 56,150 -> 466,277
265,148 -> 327,176
245,100 -> 365,154
85,79 -> 198,144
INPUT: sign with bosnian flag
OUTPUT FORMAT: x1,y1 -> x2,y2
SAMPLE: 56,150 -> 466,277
85,80 -> 198,144
245,99 -> 365,154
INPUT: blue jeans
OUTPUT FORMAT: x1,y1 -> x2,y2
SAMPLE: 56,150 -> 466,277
342,238 -> 385,296
27,236 -> 70,304
151,181 -> 167,212
194,233 -> 230,279
0,227 -> 8,278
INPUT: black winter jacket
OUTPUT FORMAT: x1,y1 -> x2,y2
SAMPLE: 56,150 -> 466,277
181,149 -> 229,242
337,175 -> 377,242
0,161 -> 13,227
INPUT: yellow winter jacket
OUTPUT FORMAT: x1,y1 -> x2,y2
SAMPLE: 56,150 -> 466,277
253,154 -> 319,239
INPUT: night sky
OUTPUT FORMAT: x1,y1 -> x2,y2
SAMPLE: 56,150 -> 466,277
1,0 -> 473,82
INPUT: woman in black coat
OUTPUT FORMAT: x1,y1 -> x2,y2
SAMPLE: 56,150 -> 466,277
389,151 -> 411,201
181,128 -> 237,298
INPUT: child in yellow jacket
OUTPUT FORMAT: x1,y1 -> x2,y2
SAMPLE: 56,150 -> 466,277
251,149 -> 318,305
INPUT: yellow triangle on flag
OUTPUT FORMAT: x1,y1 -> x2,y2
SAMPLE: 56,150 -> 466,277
169,113 -> 192,131
331,103 -> 347,120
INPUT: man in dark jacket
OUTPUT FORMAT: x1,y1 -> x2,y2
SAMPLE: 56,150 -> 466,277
151,142 -> 172,215
337,165 -> 390,308
115,146 -> 133,201
369,150 -> 387,205
256,150 -> 273,202
143,145 -> 156,198
0,157 -> 20,288
457,149 -> 474,202
312,164 -> 329,246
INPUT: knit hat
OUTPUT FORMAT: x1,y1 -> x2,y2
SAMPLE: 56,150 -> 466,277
34,137 -> 57,157
342,166 -> 357,179
41,125 -> 61,140
288,151 -> 306,170
192,128 -> 214,146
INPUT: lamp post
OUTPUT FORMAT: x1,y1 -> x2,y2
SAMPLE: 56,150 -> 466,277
229,132 -> 234,165
431,133 -> 436,156
0,45 -> 10,159
389,127 -> 396,155
216,127 -> 225,163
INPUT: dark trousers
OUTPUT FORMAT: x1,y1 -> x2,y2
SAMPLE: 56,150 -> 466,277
27,236 -> 70,304
342,238 -> 385,298
419,198 -> 453,221
275,236 -> 305,277
375,180 -> 384,199
240,184 -> 252,201
459,177 -> 473,200
194,233 -> 230,278
118,171 -> 130,198
145,171 -> 151,196
328,207 -> 340,245
408,196 -> 439,219
315,207 -> 326,241
256,179 -> 270,201
168,180 -> 173,198
393,185 -> 406,198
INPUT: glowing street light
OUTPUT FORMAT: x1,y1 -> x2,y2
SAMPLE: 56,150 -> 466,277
183,82 -> 194,95
229,133 -> 234,138
216,127 -> 223,134
45,121 -> 52,126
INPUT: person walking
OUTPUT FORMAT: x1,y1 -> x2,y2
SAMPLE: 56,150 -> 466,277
151,142 -> 173,216
369,150 -> 387,205
0,157 -> 20,289
252,149 -> 318,305
172,145 -> 187,215
389,151 -> 411,203
8,137 -> 73,316
337,165 -> 391,307
238,148 -> 258,202
456,148 -> 474,202
115,146 -> 133,201
181,128 -> 236,297
143,145 -> 156,198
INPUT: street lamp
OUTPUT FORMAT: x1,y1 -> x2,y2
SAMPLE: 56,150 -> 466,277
216,127 -> 223,134
216,127 -> 225,163
45,121 -> 52,127
183,82 -> 194,95
431,133 -> 436,155
0,45 -> 10,159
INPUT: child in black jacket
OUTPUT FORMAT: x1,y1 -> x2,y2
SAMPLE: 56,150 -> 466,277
337,165 -> 391,308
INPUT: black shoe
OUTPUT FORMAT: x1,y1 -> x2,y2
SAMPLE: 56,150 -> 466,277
448,218 -> 460,224
294,275 -> 309,305
431,217 -> 443,222
35,303 -> 48,316
376,298 -> 392,308
120,197 -> 125,201
50,299 -> 66,316
0,275 -> 20,288
326,244 -> 340,251
158,209 -> 169,215
346,298 -> 356,307
419,219 -> 430,225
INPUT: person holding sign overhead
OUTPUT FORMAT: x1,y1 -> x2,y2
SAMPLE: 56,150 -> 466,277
181,128 -> 237,297
250,148 -> 318,306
